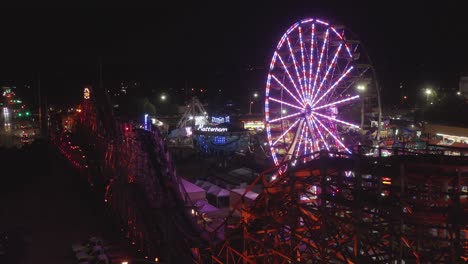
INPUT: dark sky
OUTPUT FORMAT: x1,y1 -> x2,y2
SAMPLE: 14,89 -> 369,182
1,2 -> 467,106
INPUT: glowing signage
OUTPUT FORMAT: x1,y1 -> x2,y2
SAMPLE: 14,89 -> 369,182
84,88 -> 90,100
197,126 -> 228,133
211,116 -> 230,124
243,121 -> 265,130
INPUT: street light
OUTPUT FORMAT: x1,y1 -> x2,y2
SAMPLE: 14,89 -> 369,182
357,85 -> 366,92
249,92 -> 259,115
457,91 -> 461,96
356,84 -> 366,129
160,94 -> 166,101
424,88 -> 433,104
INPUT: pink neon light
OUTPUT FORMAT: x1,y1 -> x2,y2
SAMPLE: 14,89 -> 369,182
286,22 -> 299,35
308,23 -> 315,99
313,44 -> 342,101
330,27 -> 353,58
276,53 -> 304,103
312,115 -> 351,153
316,19 -> 329,26
312,95 -> 359,111
312,111 -> 359,128
298,26 -> 307,92
311,29 -> 329,102
271,74 -> 304,107
310,117 -> 330,151
277,35 -> 287,50
269,111 -> 302,123
294,121 -> 306,159
269,52 -> 278,71
268,97 -> 305,111
272,118 -> 301,146
303,125 -> 310,161
286,36 -> 306,100
301,18 -> 314,23
312,66 -> 354,107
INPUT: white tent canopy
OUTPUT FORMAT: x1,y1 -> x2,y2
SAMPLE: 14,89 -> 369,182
180,179 -> 206,202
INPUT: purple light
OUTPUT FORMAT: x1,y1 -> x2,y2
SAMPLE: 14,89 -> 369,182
330,26 -> 353,58
268,97 -> 304,111
269,111 -> 302,123
312,115 -> 351,153
294,120 -> 306,159
298,26 -> 308,92
269,52 -> 278,71
311,29 -> 329,102
286,36 -> 306,99
313,44 -> 342,101
277,35 -> 287,50
312,111 -> 359,129
316,19 -> 329,26
310,117 -> 330,151
286,22 -> 299,35
308,23 -> 315,99
312,95 -> 359,111
271,74 -> 304,107
301,18 -> 314,23
272,119 -> 301,146
312,66 -> 354,107
276,53 -> 304,103
303,125 -> 310,161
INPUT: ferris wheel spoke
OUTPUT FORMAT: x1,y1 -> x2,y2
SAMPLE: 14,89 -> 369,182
269,111 -> 302,123
311,29 -> 329,103
308,23 -> 316,100
286,36 -> 307,101
268,97 -> 305,111
271,75 -> 304,107
298,26 -> 308,96
292,120 -> 307,161
272,118 -> 301,146
303,124 -> 311,161
312,44 -> 342,104
312,95 -> 359,111
312,66 -> 354,108
312,111 -> 359,129
308,117 -> 329,151
311,115 -> 351,153
276,53 -> 305,103
285,119 -> 304,162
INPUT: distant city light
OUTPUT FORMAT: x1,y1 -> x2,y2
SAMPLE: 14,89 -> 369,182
425,88 -> 432,95
457,91 -> 461,95
144,114 -> 149,130
253,92 -> 258,98
84,87 -> 90,99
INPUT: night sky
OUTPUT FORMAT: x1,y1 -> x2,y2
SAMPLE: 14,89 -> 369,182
1,3 -> 467,107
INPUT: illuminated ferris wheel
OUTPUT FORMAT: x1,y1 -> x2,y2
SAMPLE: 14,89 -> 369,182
265,18 -> 380,167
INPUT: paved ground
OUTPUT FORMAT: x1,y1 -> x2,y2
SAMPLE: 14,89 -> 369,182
0,141 -> 128,264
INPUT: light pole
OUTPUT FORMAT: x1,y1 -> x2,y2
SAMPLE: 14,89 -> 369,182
425,88 -> 432,104
422,88 -> 433,121
249,92 -> 258,115
357,85 -> 366,129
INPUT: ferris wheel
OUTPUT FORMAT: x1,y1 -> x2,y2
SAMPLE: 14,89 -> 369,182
265,18 -> 380,168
